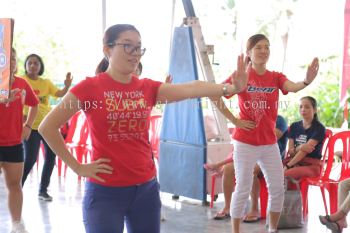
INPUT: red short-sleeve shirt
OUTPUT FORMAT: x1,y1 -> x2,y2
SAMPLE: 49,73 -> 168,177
70,73 -> 162,186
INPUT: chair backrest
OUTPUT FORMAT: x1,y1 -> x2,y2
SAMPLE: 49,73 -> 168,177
149,114 -> 162,159
322,130 -> 350,181
65,111 -> 90,145
64,111 -> 82,144
322,129 -> 333,153
317,128 -> 333,179
339,131 -> 350,180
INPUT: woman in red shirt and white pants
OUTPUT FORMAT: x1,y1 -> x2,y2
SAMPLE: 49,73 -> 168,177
211,34 -> 319,233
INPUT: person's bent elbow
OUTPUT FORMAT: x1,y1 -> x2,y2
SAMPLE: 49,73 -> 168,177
38,121 -> 49,138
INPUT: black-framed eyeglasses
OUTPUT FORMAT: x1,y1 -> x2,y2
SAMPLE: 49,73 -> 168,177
107,42 -> 146,56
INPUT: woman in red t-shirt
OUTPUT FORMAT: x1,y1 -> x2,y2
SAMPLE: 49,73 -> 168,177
211,34 -> 319,233
39,24 -> 248,233
0,48 -> 39,233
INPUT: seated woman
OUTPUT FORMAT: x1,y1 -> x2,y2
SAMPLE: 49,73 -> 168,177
319,177 -> 350,233
283,96 -> 325,179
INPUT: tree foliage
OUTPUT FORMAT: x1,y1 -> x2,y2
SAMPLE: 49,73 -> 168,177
280,56 -> 343,128
13,26 -> 70,84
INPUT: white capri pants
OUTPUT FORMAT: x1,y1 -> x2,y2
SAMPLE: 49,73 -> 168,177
230,140 -> 284,218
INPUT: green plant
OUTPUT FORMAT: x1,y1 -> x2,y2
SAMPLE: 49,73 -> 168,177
280,56 -> 343,128
309,56 -> 343,127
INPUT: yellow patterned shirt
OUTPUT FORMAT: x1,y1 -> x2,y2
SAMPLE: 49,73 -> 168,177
23,75 -> 58,130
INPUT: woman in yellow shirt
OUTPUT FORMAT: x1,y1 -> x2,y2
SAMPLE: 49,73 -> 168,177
21,54 -> 72,201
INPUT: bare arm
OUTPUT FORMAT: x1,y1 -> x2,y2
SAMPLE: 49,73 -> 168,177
210,96 -> 236,124
38,92 -> 113,182
55,72 -> 73,97
287,139 -> 296,156
156,54 -> 248,103
285,139 -> 319,167
22,105 -> 38,140
282,57 -> 319,93
209,96 -> 256,130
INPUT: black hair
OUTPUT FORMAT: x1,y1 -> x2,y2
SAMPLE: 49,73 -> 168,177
24,54 -> 45,76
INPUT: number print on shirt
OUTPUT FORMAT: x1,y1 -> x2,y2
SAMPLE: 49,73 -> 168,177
103,90 -> 151,142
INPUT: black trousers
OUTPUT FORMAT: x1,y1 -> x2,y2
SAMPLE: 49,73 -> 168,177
22,130 -> 56,194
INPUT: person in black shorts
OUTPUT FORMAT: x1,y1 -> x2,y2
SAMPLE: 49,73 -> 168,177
0,48 -> 39,233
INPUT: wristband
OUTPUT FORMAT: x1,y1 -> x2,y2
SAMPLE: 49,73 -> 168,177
222,84 -> 230,96
25,124 -> 32,129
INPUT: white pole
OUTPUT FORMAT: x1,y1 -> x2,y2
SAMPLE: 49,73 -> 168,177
102,0 -> 106,35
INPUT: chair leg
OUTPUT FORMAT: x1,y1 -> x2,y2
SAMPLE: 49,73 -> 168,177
329,185 -> 338,214
210,175 -> 216,208
320,187 -> 329,215
300,180 -> 309,220
57,158 -> 62,177
259,177 -> 268,219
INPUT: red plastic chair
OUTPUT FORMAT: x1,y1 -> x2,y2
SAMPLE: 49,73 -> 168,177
57,111 -> 81,176
210,175 -> 218,208
57,111 -> 90,179
208,155 -> 234,208
149,115 -> 162,162
299,128 -> 333,218
259,128 -> 333,219
208,128 -> 235,208
300,130 -> 350,218
259,177 -> 268,218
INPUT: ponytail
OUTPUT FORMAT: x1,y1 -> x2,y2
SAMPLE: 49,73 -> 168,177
313,113 -> 319,123
95,58 -> 109,75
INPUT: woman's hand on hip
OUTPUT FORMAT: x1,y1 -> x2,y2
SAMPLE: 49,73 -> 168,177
76,158 -> 113,182
232,118 -> 256,130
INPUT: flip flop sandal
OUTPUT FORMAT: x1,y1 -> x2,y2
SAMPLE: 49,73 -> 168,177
319,215 -> 332,225
325,221 -> 343,233
243,215 -> 261,223
213,211 -> 230,220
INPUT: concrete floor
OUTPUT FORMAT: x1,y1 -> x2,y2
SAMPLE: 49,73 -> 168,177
0,166 -> 346,233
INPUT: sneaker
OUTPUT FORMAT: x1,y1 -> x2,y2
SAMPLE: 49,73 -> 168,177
38,192 -> 53,201
11,220 -> 29,233
161,210 -> 166,221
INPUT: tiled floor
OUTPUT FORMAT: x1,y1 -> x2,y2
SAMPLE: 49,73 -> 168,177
0,166 -> 347,233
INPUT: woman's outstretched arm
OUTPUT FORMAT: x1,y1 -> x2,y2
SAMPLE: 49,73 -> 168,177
156,54 -> 248,103
283,57 -> 319,93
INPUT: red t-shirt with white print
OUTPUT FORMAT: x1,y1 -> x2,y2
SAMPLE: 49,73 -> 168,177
0,76 -> 39,146
223,68 -> 288,145
70,73 -> 162,187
